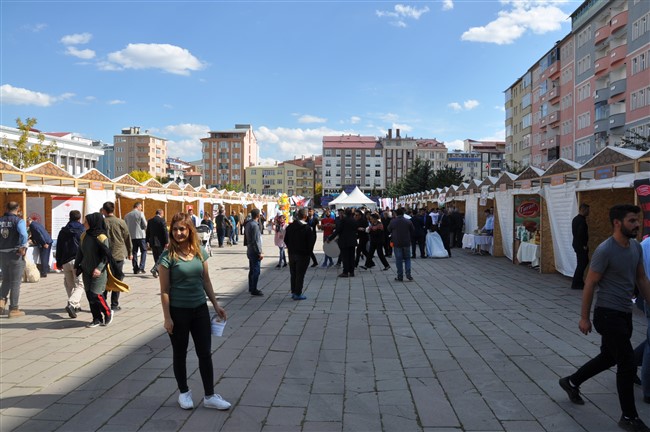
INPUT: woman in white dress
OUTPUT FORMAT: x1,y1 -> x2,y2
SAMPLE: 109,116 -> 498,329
425,230 -> 449,258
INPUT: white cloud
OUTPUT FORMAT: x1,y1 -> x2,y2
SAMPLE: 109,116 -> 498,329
159,123 -> 211,160
446,139 -> 465,151
108,99 -> 125,105
442,0 -> 454,11
297,114 -> 327,124
350,116 -> 361,124
255,126 -> 350,161
448,100 -> 480,111
494,105 -> 506,112
0,84 -> 74,106
461,2 -> 568,44
480,129 -> 506,141
65,46 -> 96,59
390,123 -> 413,133
60,32 -> 92,45
257,157 -> 280,166
22,23 -> 47,32
105,43 -> 205,75
376,4 -> 430,27
163,104 -> 173,109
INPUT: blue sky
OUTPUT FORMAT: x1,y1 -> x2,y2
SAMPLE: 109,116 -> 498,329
1,1 -> 577,164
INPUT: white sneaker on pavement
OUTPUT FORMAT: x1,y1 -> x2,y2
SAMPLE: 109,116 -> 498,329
178,390 -> 194,410
203,394 -> 231,410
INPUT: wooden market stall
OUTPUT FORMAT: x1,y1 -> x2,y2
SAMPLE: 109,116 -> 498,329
112,174 -> 146,218
163,182 -> 185,217
512,167 -> 547,272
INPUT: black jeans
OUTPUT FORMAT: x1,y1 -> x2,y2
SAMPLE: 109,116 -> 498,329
340,246 -> 355,275
169,303 -> 214,395
103,260 -> 123,308
131,239 -> 147,272
572,249 -> 589,289
411,235 -> 426,258
571,307 -> 637,418
289,254 -> 310,295
366,242 -> 389,268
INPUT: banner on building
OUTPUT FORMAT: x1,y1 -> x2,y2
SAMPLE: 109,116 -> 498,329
634,178 -> 650,238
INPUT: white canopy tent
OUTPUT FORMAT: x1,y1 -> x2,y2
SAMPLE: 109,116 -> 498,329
328,191 -> 349,207
330,187 -> 377,209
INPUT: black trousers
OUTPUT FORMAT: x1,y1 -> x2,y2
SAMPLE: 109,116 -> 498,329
103,260 -> 123,308
289,254 -> 310,295
571,307 -> 637,418
366,242 -> 389,268
439,230 -> 451,257
411,236 -> 426,258
572,249 -> 589,289
340,246 -> 356,275
169,303 -> 214,396
451,229 -> 463,248
355,239 -> 368,266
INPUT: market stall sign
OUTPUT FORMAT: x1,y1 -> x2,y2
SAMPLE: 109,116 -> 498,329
594,165 -> 613,180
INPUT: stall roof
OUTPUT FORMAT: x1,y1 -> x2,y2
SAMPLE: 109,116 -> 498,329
494,172 -> 518,188
0,158 -> 21,173
76,168 -> 112,182
543,158 -> 582,176
24,161 -> 75,179
164,181 -> 182,190
478,176 -> 499,188
580,146 -> 646,170
516,166 -> 545,181
112,174 -> 142,186
466,179 -> 483,192
143,178 -> 164,189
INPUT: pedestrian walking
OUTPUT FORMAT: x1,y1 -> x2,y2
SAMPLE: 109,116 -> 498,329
75,213 -> 113,328
320,211 -> 336,268
572,203 -> 590,290
307,208 -> 319,267
215,209 -> 226,248
388,208 -> 414,282
274,214 -> 287,268
125,201 -> 147,274
146,209 -> 168,278
27,217 -> 53,277
284,208 -> 316,300
0,202 -> 28,318
245,208 -> 264,296
158,212 -> 231,411
56,210 -> 85,318
101,201 -> 132,311
328,207 -> 357,278
559,204 -> 650,432
411,208 -> 427,259
362,213 -> 390,271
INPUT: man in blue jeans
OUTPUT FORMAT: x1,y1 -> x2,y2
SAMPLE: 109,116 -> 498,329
388,208 -> 414,282
245,209 -> 264,296
559,205 -> 650,432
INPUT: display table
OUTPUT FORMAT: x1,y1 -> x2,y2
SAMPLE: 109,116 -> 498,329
516,242 -> 540,268
462,234 -> 493,255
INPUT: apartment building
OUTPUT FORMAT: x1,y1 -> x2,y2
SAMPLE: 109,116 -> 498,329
201,124 -> 258,188
113,127 -> 167,177
415,139 -> 448,171
381,129 -> 416,188
322,135 -> 384,195
285,155 -> 320,197
94,142 -> 115,178
446,150 -> 481,181
245,164 -> 284,195
505,72 -> 533,168
506,0 -> 650,168
464,139 -> 506,177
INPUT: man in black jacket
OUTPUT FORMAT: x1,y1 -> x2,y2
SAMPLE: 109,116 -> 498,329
438,207 -> 452,258
284,208 -> 316,300
571,203 -> 590,290
328,208 -> 358,277
56,210 -> 85,318
411,208 -> 427,258
146,209 -> 169,278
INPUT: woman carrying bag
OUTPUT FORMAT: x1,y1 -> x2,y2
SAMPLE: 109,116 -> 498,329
158,212 -> 230,411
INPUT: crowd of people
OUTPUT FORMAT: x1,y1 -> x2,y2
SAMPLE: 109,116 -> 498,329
3,199 -> 650,430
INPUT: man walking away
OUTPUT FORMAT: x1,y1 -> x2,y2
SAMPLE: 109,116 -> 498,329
215,209 -> 226,248
438,207 -> 452,258
284,208 -> 316,300
146,209 -> 168,278
0,202 -> 28,318
27,217 -> 53,277
411,208 -> 427,258
245,209 -> 264,296
328,208 -> 357,278
388,208 -> 414,282
559,204 -> 650,432
56,210 -> 85,318
102,201 -> 132,311
572,203 -> 590,290
125,201 -> 147,274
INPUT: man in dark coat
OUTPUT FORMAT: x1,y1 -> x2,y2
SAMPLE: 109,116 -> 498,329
307,208 -> 320,267
411,208 -> 427,258
27,218 -> 53,277
146,209 -> 169,278
450,207 -> 465,248
328,208 -> 357,278
388,208 -> 414,281
284,208 -> 316,300
571,203 -> 590,290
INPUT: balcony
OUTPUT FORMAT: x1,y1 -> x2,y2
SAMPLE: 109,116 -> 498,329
594,24 -> 611,45
594,117 -> 609,132
609,113 -> 626,129
595,56 -> 610,77
609,78 -> 627,98
547,111 -> 560,126
610,10 -> 628,34
548,87 -> 560,103
548,62 -> 560,80
595,87 -> 610,102
609,44 -> 627,67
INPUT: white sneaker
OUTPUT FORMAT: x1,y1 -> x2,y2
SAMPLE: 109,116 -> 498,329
178,390 -> 194,410
203,394 -> 231,410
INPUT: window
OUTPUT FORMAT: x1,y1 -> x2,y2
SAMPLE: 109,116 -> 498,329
631,86 -> 650,110
219,141 -> 228,148
345,149 -> 352,156
521,93 -> 531,109
522,113 -> 532,128
577,25 -> 592,48
632,13 -> 649,41
375,170 -> 381,177
375,150 -> 381,157
561,67 -> 573,85
577,83 -> 591,102
335,149 -> 341,157
325,149 -> 332,156
561,120 -> 573,135
356,169 -> 361,177
251,169 -> 257,175
577,112 -> 591,130
576,138 -> 591,157
632,51 -> 649,75
577,54 -> 592,75
287,170 -> 294,176
561,94 -> 573,110
365,150 -> 371,157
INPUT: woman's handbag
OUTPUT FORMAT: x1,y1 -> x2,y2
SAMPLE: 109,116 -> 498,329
106,264 -> 129,292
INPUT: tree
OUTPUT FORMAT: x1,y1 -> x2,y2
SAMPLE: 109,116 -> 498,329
222,182 -> 243,192
0,117 -> 58,169
504,161 -> 528,175
431,165 -> 464,189
619,131 -> 649,151
130,170 -> 153,183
